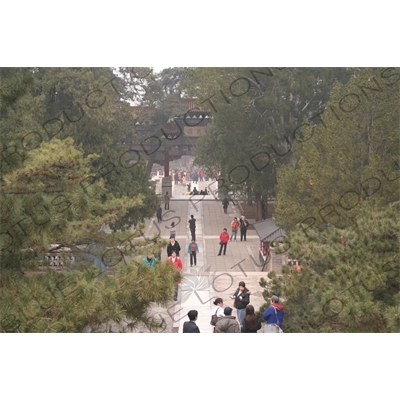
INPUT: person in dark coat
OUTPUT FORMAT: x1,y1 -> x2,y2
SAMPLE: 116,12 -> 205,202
222,198 -> 229,214
183,310 -> 200,333
188,214 -> 196,241
156,206 -> 162,223
239,215 -> 249,241
231,281 -> 250,327
241,305 -> 262,333
167,237 -> 181,257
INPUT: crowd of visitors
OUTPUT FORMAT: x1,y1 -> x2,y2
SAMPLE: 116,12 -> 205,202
172,169 -> 209,186
144,173 -> 285,333
183,282 -> 284,333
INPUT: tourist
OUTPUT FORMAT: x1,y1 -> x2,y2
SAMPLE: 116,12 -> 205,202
211,298 -> 225,319
187,239 -> 199,267
230,217 -> 239,241
231,281 -> 250,326
240,215 -> 249,241
214,307 -> 240,333
210,298 -> 225,332
142,253 -> 157,267
222,198 -> 229,214
183,310 -> 200,333
156,206 -> 162,223
241,305 -> 262,333
166,221 -> 176,238
217,228 -> 230,256
263,295 -> 284,333
188,215 -> 196,241
167,236 -> 181,257
167,251 -> 183,301
164,191 -> 170,210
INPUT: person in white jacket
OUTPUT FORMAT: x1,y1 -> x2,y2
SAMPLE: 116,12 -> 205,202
211,298 -> 225,319
210,298 -> 225,332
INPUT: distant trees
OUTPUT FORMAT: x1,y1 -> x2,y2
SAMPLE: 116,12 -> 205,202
184,67 -> 354,209
274,67 -> 399,230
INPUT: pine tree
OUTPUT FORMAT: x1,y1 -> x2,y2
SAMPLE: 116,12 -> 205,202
275,67 -> 400,230
0,68 -> 180,332
0,67 -> 160,229
258,201 -> 400,333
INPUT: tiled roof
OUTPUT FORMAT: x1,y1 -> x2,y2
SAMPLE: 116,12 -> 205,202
252,219 -> 285,242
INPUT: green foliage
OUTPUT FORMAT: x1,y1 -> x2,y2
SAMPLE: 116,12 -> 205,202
258,202 -> 400,332
0,261 -> 180,333
0,68 -> 180,332
0,68 -> 34,108
0,138 -> 145,265
275,67 -> 400,230
183,67 -> 354,202
0,67 -> 160,228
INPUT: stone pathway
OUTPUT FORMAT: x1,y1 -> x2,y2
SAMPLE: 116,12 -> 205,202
142,178 -> 274,333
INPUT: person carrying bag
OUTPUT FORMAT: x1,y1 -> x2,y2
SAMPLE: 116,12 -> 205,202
263,295 -> 284,333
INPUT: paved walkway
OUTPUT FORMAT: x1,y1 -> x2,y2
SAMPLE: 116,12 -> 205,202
144,179 -> 271,333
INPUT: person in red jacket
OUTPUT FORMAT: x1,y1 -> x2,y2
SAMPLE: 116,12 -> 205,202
167,251 -> 183,301
217,228 -> 230,256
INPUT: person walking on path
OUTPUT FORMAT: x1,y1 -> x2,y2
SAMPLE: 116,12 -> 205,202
164,192 -> 170,210
240,215 -> 249,241
230,217 -> 239,241
263,295 -> 284,333
231,281 -> 250,327
166,221 -> 176,239
188,214 -> 196,240
241,305 -> 262,333
214,307 -> 240,333
217,228 -> 230,256
222,198 -> 229,214
166,221 -> 177,238
142,253 -> 157,267
167,251 -> 183,301
167,237 -> 181,257
183,310 -> 200,333
156,206 -> 162,223
187,239 -> 199,267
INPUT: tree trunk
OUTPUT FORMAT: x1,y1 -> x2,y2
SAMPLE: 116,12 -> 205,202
255,193 -> 262,221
